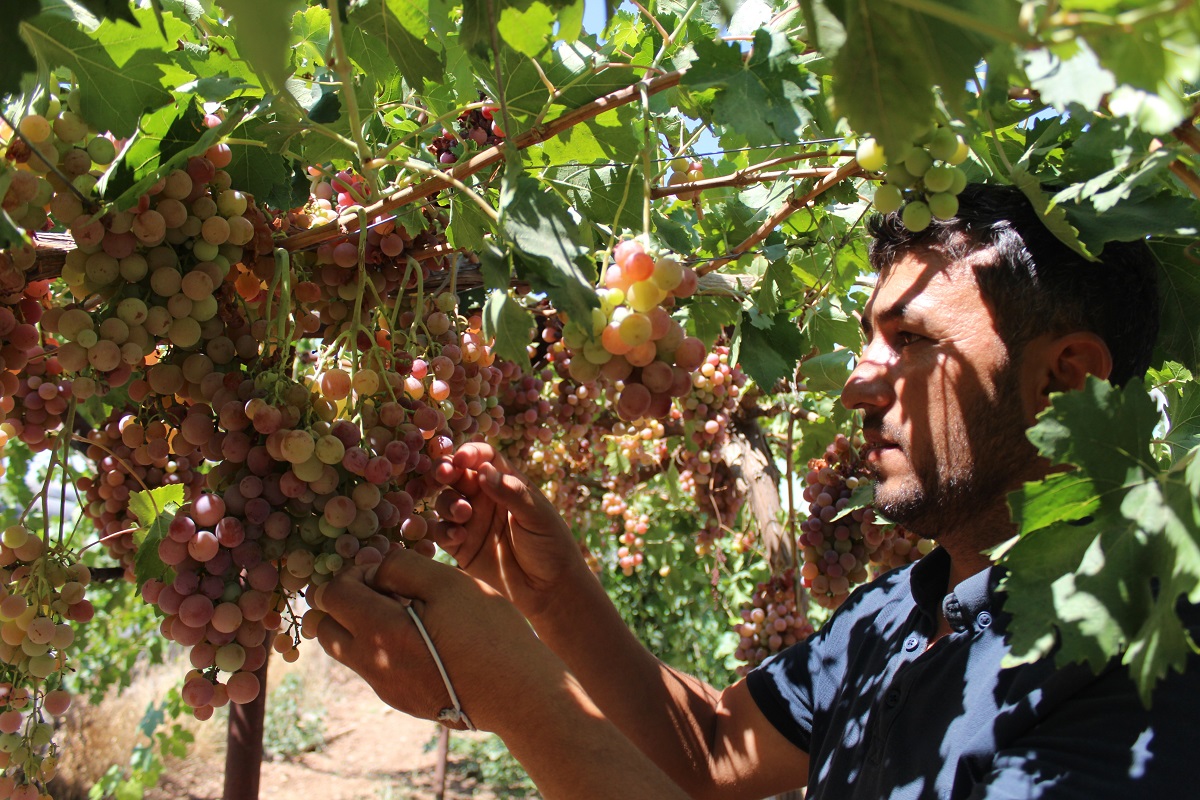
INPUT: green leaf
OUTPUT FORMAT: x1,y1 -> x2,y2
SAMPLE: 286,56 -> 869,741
1063,191 -> 1199,252
76,0 -> 139,25
681,30 -> 818,147
1160,378 -> 1200,461
216,0 -> 300,93
346,0 -> 445,89
684,295 -> 742,347
1007,471 -> 1101,537
752,256 -> 799,319
448,195 -> 492,253
737,312 -> 805,388
225,140 -> 302,211
130,485 -> 186,588
800,348 -> 854,393
482,290 -> 534,369
542,165 -> 643,231
499,171 -> 598,326
830,3 -> 934,156
1152,240 -> 1200,371
497,1 -> 557,57
19,8 -> 190,137
0,0 -> 41,98
1002,378 -> 1200,700
1024,41 -> 1116,113
1010,167 -> 1096,262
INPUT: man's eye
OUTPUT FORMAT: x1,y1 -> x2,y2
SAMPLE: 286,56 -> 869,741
895,331 -> 923,347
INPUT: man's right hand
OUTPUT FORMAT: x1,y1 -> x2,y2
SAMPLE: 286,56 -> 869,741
430,442 -> 591,622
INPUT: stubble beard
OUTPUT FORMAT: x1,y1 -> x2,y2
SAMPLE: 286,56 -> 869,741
867,363 -> 1037,546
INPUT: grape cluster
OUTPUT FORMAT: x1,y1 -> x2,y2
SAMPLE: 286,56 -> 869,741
0,524 -> 91,799
733,570 -> 814,675
798,434 -> 931,609
676,347 -> 748,553
663,158 -> 704,201
560,239 -> 701,421
76,409 -> 207,574
599,492 -> 649,576
855,126 -> 970,231
428,103 -> 505,165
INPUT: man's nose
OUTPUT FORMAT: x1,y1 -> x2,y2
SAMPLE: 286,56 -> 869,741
841,339 -> 895,412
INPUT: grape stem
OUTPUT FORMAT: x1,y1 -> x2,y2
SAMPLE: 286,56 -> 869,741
651,166 -> 846,199
397,159 -> 500,225
327,3 -> 380,195
278,72 -> 685,251
699,158 -> 863,275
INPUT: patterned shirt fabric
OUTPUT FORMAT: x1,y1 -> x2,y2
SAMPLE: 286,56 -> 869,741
747,546 -> 1200,799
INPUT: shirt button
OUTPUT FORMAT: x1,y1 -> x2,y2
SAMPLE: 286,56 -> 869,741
904,635 -> 920,651
977,611 -> 993,629
885,689 -> 901,707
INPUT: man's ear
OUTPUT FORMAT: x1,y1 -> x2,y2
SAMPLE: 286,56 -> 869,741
1028,332 -> 1113,413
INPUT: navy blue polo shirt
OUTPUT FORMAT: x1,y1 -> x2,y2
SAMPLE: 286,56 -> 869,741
747,547 -> 1200,799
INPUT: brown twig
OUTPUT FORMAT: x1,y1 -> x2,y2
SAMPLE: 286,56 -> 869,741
1168,160 -> 1200,201
652,167 -> 843,199
698,159 -> 864,275
279,71 -> 684,252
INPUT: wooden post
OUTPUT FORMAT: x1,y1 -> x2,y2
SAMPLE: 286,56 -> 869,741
433,726 -> 450,800
223,656 -> 269,800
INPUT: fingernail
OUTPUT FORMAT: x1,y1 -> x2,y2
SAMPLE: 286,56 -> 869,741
363,564 -> 379,585
485,464 -> 501,487
309,583 -> 326,610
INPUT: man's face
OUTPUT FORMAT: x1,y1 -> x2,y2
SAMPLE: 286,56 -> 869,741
841,251 -> 1039,542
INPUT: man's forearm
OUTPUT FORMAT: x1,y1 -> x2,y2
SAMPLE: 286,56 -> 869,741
527,571 -> 734,797
495,668 -> 693,800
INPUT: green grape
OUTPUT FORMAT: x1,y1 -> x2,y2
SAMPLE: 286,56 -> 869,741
885,162 -> 918,189
86,136 -> 117,166
855,138 -> 887,173
928,192 -> 959,220
669,157 -> 688,172
902,200 -> 932,232
923,165 -> 955,193
872,183 -> 904,214
949,165 -> 968,194
948,138 -> 970,166
903,148 -> 933,177
927,128 -> 960,162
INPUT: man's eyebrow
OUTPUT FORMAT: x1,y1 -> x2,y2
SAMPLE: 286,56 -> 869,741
860,301 -> 909,337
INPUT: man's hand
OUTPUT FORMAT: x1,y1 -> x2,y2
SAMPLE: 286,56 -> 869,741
429,443 -> 592,622
314,547 -> 557,732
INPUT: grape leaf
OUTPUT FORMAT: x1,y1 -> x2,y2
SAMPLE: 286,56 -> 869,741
19,8 -> 189,137
680,30 -> 818,147
1159,379 -> 1200,461
0,0 -> 41,98
76,0 -> 139,25
829,2 -> 934,157
683,295 -> 742,347
130,484 -> 186,588
738,312 -> 806,388
1001,378 -> 1200,702
448,195 -> 492,253
225,138 -> 301,210
542,165 -> 644,232
1063,190 -> 1200,251
101,100 -> 217,205
346,0 -> 445,89
215,0 -> 301,93
482,289 -> 533,370
800,348 -> 854,393
1024,41 -> 1116,114
499,171 -> 598,326
1010,167 -> 1096,261
1153,240 -> 1200,372
1007,471 -> 1101,537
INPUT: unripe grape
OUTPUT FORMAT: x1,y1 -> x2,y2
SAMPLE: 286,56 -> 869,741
872,184 -> 904,214
901,201 -> 932,232
922,165 -> 955,194
855,138 -> 887,172
926,127 -> 960,162
927,192 -> 959,221
903,148 -> 933,177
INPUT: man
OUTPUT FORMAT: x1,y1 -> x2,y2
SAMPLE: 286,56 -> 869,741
313,185 -> 1198,798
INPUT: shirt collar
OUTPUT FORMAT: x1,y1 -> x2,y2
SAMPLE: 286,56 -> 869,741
908,546 -> 1000,633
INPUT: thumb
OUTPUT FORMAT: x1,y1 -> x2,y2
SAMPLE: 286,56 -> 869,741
367,547 -> 464,601
477,459 -> 562,533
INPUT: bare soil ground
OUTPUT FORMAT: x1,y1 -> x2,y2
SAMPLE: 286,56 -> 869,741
54,644 -> 515,800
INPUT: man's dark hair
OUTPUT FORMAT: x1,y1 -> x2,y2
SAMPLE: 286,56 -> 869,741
866,184 -> 1160,386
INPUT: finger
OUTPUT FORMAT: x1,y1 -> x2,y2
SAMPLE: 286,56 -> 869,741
476,460 -> 561,531
452,442 -> 498,471
316,613 -> 356,665
367,547 -> 467,602
318,568 -> 408,635
434,488 -> 473,524
433,458 -> 463,486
